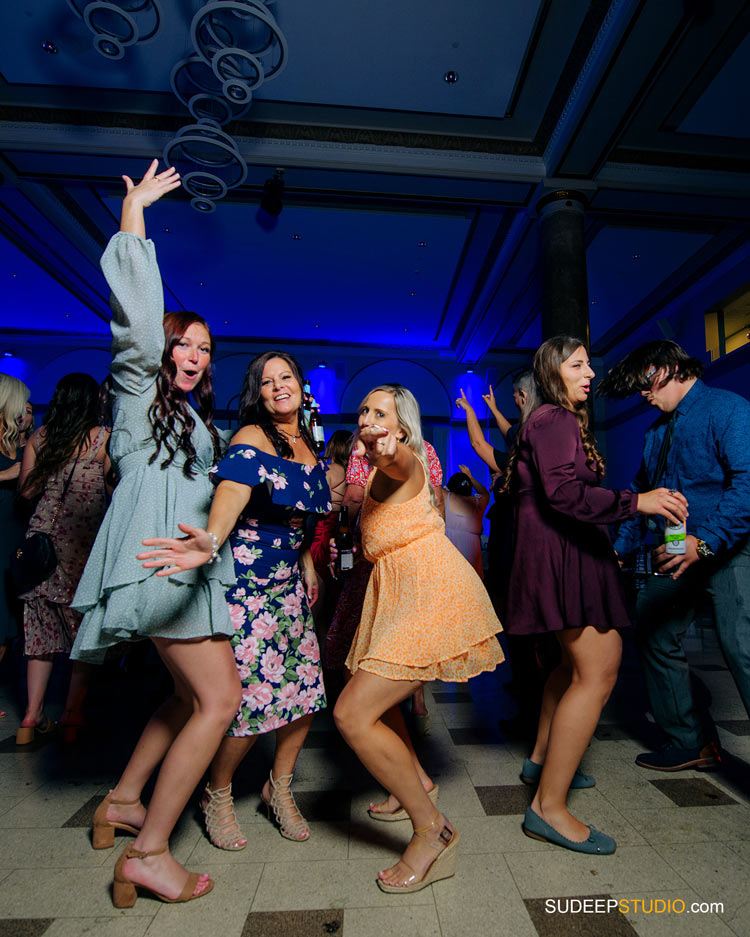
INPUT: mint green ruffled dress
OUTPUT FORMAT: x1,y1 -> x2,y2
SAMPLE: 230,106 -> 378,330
71,233 -> 235,663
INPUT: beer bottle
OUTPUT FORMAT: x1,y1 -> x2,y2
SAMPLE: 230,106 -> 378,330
336,505 -> 354,577
302,379 -> 313,426
310,405 -> 325,454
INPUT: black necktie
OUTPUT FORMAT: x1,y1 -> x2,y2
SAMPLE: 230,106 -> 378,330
653,412 -> 676,487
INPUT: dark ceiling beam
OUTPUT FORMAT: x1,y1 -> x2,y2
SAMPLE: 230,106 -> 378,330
455,211 -> 540,363
594,227 -> 749,356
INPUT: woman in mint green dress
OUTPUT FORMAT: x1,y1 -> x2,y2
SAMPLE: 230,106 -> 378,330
71,161 -> 241,907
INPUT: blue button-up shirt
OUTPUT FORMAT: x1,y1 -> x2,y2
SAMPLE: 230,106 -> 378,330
613,380 -> 750,557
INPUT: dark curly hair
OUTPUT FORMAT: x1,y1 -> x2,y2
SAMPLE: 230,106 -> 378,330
238,351 -> 316,459
148,310 -> 221,477
596,340 -> 704,398
22,373 -> 101,497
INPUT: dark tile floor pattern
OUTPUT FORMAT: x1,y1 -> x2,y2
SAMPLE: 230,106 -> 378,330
649,777 -> 739,807
0,921 -> 55,937
2,625 -> 750,937
524,896 -> 638,937
241,910 -> 344,937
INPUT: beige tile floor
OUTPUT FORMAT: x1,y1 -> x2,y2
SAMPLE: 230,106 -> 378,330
0,627 -> 748,937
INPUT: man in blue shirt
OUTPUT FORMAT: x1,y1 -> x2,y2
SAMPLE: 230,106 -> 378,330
600,340 -> 750,771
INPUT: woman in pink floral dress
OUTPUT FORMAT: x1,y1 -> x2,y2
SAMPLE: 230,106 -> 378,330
16,373 -> 110,743
140,350 -> 330,852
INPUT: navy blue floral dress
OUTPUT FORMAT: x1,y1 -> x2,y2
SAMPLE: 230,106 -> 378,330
215,444 -> 331,736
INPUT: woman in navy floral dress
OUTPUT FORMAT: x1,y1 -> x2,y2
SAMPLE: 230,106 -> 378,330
141,351 -> 330,851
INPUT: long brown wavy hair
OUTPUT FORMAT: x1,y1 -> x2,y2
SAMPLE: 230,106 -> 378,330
535,335 -> 605,475
21,373 -> 101,497
503,336 -> 604,491
148,311 -> 221,477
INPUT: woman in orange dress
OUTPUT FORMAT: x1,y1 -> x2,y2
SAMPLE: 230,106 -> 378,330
333,383 -> 504,893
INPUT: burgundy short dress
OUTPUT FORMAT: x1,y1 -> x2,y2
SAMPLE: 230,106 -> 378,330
505,404 -> 637,635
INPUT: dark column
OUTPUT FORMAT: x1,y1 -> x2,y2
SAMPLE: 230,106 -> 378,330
537,190 -> 589,343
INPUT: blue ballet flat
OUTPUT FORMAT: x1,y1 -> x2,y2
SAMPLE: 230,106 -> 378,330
522,806 -> 616,855
520,757 -> 595,789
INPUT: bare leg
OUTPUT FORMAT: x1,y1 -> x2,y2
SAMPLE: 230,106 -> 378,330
368,704 -> 435,814
202,734 -> 257,850
117,636 -> 241,901
20,655 -> 54,726
61,661 -> 92,723
529,653 -> 572,764
335,671 -> 456,886
530,627 -> 621,842
258,714 -> 314,837
412,686 -> 428,716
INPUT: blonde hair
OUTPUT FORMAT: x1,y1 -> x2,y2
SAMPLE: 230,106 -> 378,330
361,383 -> 437,509
0,373 -> 30,456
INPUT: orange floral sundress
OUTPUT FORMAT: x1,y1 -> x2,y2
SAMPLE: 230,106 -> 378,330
345,467 -> 504,682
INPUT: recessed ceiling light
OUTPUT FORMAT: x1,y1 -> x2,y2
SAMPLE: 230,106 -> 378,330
632,253 -> 641,260
417,241 -> 427,247
198,281 -> 206,286
444,70 -> 458,84
403,328 -> 409,332
3,351 -> 13,357
64,314 -> 71,318
317,361 -> 327,368
42,40 -> 57,54
314,323 -> 320,328
590,300 -> 597,305
9,273 -> 17,278
163,227 -> 171,233
224,320 -> 229,324
408,291 -> 416,297
291,233 -> 301,240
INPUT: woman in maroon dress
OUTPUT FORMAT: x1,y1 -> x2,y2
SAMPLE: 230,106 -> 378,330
505,336 -> 687,854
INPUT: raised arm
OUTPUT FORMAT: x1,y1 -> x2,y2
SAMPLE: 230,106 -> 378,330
482,385 -> 512,439
458,463 -> 490,510
455,389 -> 501,473
103,161 -> 181,396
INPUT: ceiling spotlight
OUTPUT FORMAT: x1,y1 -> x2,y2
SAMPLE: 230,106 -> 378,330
632,253 -> 641,260
42,40 -> 57,54
444,70 -> 458,83
417,241 -> 427,247
408,291 -> 416,297
291,233 -> 301,240
3,351 -> 13,357
465,367 -> 474,374
260,169 -> 285,217
163,226 -> 171,233
317,361 -> 327,369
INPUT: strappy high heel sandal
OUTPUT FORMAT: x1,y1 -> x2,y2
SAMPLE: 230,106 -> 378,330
200,782 -> 247,851
112,844 -> 213,908
368,783 -> 439,822
92,791 -> 143,849
15,715 -> 55,746
261,770 -> 310,841
377,812 -> 459,894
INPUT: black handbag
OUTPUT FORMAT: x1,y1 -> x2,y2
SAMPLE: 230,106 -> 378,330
11,532 -> 58,595
11,453 -> 79,595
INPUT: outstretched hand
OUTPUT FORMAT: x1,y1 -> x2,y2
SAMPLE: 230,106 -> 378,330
353,425 -> 398,466
137,523 -> 214,577
122,159 -> 181,208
